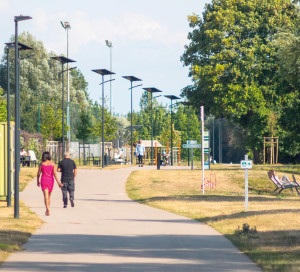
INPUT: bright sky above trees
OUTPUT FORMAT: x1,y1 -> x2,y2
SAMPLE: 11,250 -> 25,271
0,0 -> 208,114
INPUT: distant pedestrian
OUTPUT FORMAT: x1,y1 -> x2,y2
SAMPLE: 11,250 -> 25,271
57,152 -> 77,208
20,147 -> 27,166
136,139 -> 145,167
37,152 -> 63,216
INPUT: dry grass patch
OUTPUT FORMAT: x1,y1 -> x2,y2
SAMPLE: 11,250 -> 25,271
19,167 -> 38,192
0,168 -> 42,265
127,165 -> 300,272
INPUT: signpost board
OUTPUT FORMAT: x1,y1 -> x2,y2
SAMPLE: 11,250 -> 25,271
183,141 -> 201,170
183,144 -> 201,149
187,140 -> 197,145
204,131 -> 210,170
241,160 -> 252,169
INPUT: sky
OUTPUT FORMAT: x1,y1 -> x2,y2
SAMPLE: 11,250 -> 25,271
0,0 -> 209,115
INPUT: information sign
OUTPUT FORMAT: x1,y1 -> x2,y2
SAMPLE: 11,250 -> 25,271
187,140 -> 197,145
183,144 -> 201,149
240,160 -> 253,169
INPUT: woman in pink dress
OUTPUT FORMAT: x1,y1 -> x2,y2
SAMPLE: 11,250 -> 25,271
37,152 -> 63,216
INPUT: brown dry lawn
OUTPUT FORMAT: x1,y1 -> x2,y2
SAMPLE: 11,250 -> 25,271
0,167 -> 42,265
127,164 -> 300,272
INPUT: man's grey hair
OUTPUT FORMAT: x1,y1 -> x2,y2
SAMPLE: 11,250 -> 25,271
64,152 -> 70,157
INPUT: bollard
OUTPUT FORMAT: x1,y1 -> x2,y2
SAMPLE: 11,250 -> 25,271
157,153 -> 161,170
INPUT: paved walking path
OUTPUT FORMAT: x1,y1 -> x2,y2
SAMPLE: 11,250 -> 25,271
1,166 -> 261,271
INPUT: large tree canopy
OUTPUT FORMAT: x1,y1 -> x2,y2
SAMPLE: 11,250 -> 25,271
181,0 -> 299,162
273,8 -> 300,161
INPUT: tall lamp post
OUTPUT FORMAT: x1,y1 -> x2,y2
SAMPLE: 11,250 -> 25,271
14,15 -> 32,218
5,41 -> 32,208
143,88 -> 162,165
105,40 -> 113,114
164,95 -> 180,166
60,21 -> 71,143
5,43 -> 13,208
51,56 -> 76,156
92,69 -> 115,168
123,76 -> 143,164
179,101 -> 192,166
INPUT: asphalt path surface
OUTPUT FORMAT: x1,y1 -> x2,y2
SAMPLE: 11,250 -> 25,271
1,166 -> 261,271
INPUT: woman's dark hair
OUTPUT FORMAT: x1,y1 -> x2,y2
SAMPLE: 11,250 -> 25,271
42,152 -> 51,162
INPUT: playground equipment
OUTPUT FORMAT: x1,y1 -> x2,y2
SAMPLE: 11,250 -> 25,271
263,137 -> 279,164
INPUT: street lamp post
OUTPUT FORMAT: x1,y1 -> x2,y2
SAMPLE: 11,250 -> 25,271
92,69 -> 115,168
123,76 -> 142,164
105,40 -> 113,114
5,41 -> 32,208
179,101 -> 192,166
61,21 -> 71,143
164,95 -> 180,166
5,44 -> 13,207
51,56 -> 76,157
14,15 -> 32,218
143,88 -> 162,165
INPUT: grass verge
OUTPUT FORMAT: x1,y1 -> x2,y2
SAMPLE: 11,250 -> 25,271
0,167 -> 42,265
126,164 -> 300,272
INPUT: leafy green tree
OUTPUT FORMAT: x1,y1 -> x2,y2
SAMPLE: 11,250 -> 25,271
173,104 -> 202,159
27,138 -> 42,161
40,105 -> 66,141
75,110 -> 92,143
273,9 -> 300,162
157,119 -> 182,147
0,32 -> 89,137
129,92 -> 203,160
114,116 -> 130,147
90,103 -> 118,142
181,0 -> 299,162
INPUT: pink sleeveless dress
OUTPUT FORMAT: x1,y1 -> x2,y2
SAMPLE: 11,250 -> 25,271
40,164 -> 55,192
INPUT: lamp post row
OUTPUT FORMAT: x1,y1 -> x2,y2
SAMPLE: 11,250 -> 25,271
50,56 -> 76,157
7,14 -> 192,219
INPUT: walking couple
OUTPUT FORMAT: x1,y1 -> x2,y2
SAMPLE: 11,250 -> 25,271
37,152 -> 77,216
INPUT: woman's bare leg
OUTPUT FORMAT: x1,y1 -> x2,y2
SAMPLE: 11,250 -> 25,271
43,189 -> 50,216
49,192 -> 52,207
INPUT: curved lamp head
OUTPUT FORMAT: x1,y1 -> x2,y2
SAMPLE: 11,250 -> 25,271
105,40 -> 112,47
61,21 -> 71,29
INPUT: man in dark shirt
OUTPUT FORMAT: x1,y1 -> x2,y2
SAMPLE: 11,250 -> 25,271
57,152 -> 77,208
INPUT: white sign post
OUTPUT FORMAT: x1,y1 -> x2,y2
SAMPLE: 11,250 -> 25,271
201,106 -> 204,194
240,155 -> 253,210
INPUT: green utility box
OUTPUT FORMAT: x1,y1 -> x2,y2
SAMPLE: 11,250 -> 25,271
0,122 -> 15,201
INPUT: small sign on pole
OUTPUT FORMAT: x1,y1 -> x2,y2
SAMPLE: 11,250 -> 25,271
204,131 -> 210,170
183,143 -> 201,148
241,160 -> 253,169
